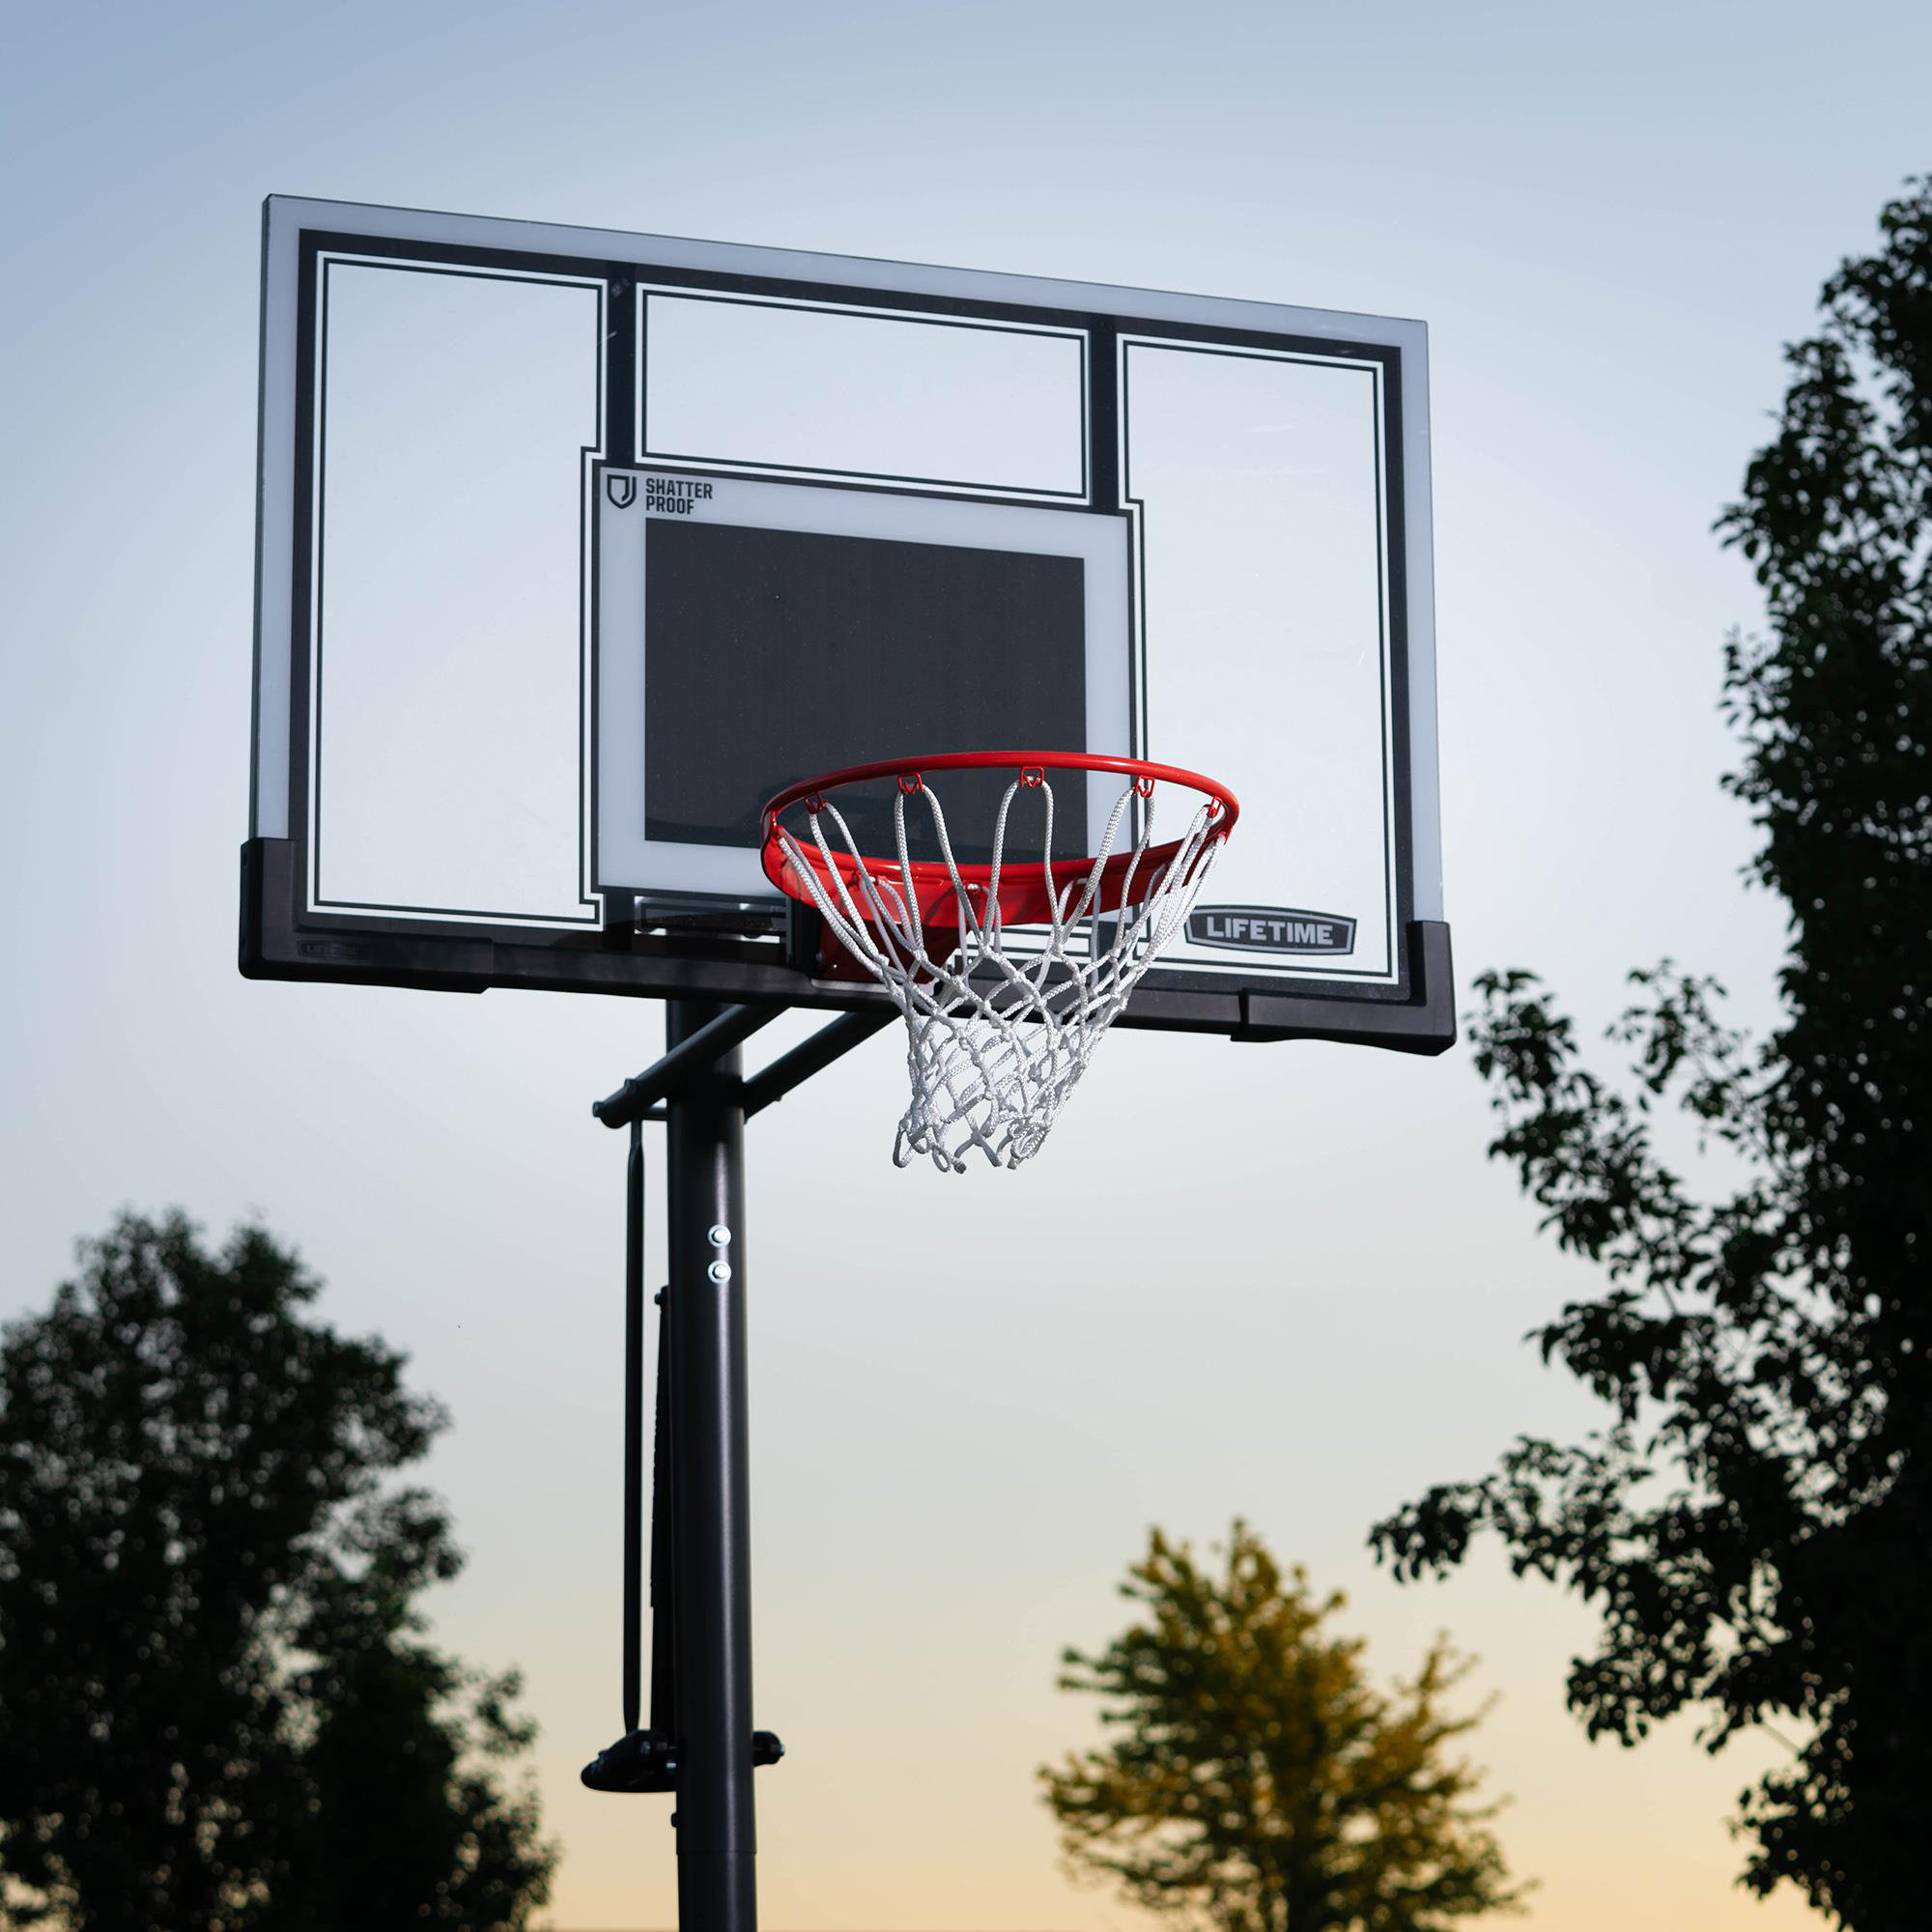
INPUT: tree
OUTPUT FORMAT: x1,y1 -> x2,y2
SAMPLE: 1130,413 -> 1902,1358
1369,178 -> 1932,1930
1038,1523 -> 1526,1932
0,1211 -> 554,1931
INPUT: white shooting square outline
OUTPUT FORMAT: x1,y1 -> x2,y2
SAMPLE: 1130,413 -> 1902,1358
594,470 -> 1133,903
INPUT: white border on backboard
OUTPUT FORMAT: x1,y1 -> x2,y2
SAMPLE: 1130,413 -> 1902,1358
593,471 -> 1133,901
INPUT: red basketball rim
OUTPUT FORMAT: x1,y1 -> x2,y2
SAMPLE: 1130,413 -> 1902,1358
760,751 -> 1238,930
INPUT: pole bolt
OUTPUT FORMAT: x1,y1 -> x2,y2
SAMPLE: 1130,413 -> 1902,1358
707,1260 -> 732,1284
707,1224 -> 731,1248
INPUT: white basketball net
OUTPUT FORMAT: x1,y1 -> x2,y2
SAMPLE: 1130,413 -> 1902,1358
775,770 -> 1226,1172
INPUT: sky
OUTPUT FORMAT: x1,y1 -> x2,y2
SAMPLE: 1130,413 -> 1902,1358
3,3 -> 1927,1927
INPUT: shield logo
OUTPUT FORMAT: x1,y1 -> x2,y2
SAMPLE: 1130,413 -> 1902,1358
606,473 -> 637,509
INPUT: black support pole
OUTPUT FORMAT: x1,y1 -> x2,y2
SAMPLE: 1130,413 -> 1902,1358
665,1001 -> 757,1931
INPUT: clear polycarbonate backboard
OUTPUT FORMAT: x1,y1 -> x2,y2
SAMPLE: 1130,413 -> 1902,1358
243,196 -> 1450,1048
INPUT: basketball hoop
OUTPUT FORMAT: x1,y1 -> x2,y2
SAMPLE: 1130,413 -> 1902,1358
761,752 -> 1237,1172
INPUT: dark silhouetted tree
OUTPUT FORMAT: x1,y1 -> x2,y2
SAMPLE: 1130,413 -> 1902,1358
1038,1523 -> 1526,1932
0,1211 -> 554,1931
1370,178 -> 1932,1930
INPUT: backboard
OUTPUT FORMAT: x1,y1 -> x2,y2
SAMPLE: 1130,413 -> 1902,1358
243,195 -> 1450,1048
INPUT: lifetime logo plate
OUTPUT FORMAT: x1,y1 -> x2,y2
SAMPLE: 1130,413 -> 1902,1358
1186,905 -> 1357,955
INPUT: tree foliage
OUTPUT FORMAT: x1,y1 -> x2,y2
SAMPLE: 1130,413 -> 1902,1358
1370,179 -> 1931,1928
1038,1523 -> 1526,1932
0,1211 -> 554,1932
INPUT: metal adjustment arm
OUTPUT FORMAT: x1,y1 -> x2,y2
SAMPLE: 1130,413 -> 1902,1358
593,1000 -> 895,1129
593,1004 -> 783,1129
627,1122 -> 647,1735
741,1008 -> 895,1117
581,1120 -> 679,1795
